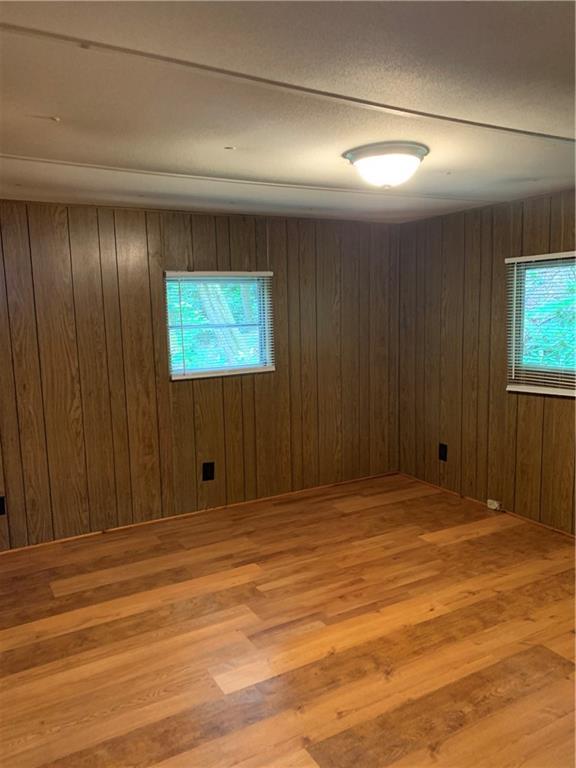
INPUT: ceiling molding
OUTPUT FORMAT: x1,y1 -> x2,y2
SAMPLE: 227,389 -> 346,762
1,21 -> 574,145
0,154 -> 496,205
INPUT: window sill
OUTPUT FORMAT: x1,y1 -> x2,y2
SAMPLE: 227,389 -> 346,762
507,384 -> 575,398
171,365 -> 276,381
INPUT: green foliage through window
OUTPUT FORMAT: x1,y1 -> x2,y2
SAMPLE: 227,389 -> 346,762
165,275 -> 274,378
521,262 -> 576,371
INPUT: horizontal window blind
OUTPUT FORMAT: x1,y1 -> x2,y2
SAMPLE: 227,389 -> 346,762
165,271 -> 275,380
506,251 -> 575,397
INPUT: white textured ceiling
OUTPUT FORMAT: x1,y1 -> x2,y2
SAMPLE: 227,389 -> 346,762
0,1 -> 574,222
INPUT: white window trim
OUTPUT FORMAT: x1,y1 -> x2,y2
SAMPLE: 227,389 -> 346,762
506,250 -> 575,398
505,251 -> 575,264
507,384 -> 575,398
171,365 -> 276,381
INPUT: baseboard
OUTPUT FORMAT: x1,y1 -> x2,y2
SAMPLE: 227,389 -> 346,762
397,471 -> 575,540
0,469 -> 401,555
3,468 -> 571,554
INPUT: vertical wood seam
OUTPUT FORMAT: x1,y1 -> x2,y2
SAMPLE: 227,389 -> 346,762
22,204 -> 53,540
297,220 -> 305,488
0,225 -> 25,547
96,211 -> 119,527
314,222 -> 321,485
459,216 -> 466,495
480,210 -> 494,502
112,210 -> 134,524
113,209 -> 137,522
66,207 -> 95,532
147,212 -> 169,517
24,204 -> 55,540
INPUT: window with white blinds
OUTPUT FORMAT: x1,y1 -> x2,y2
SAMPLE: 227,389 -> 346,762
506,251 -> 575,397
165,272 -> 274,380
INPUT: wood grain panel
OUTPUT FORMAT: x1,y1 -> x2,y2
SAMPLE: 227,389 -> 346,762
414,222 -> 427,480
398,225 -> 416,475
68,206 -> 117,531
27,203 -> 89,539
146,212 -> 175,518
475,208 -> 493,503
287,219 -> 303,490
255,217 -> 292,497
399,190 -> 573,533
162,211 -> 198,516
357,225 -> 372,477
341,222 -> 361,481
369,224 -> 391,474
0,420 -> 9,549
5,190 -> 573,547
0,235 -> 22,550
0,201 -> 50,544
461,209 -> 482,498
316,221 -> 342,484
299,219 -> 319,489
97,208 -> 133,527
487,201 -> 522,513
514,196 -> 550,521
387,226 -> 400,472
540,400 -> 575,533
422,218 -> 442,486
115,208 -> 162,522
439,213 -> 465,493
222,375 -> 245,504
0,198 -> 401,548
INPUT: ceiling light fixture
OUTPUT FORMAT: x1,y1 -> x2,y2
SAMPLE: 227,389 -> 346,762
343,141 -> 429,187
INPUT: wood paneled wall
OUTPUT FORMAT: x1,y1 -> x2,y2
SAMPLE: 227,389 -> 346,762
398,190 -> 575,534
0,201 -> 399,549
1,190 -> 573,549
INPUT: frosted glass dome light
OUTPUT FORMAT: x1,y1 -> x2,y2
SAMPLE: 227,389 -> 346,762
343,142 -> 429,187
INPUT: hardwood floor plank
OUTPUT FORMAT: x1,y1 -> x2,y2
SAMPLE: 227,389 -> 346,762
1,669 -> 221,764
234,749 -> 321,768
308,646 -> 573,768
0,475 -> 572,768
380,676 -> 574,767
49,536 -> 255,597
0,564 -> 262,652
334,484 -> 440,512
145,606 -> 571,768
420,513 -> 525,545
212,560 -> 573,694
0,595 -> 256,677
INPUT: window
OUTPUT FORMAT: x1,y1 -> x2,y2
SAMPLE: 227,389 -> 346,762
506,251 -> 575,397
165,271 -> 274,380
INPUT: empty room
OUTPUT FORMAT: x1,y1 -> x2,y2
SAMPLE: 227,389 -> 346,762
0,2 -> 574,767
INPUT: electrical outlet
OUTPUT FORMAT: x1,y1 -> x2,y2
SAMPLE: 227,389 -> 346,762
202,462 -> 215,482
438,443 -> 448,462
487,499 -> 501,511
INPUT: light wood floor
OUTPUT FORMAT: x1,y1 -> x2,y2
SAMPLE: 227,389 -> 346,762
0,474 -> 574,768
